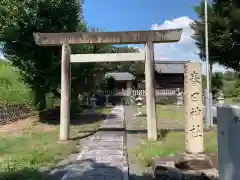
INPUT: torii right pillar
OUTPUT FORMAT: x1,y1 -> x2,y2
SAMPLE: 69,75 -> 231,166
184,62 -> 204,154
145,41 -> 157,141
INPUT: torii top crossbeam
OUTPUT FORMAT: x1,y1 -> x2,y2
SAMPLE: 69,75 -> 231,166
33,29 -> 183,46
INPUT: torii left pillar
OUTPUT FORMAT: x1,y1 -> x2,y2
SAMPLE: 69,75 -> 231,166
60,44 -> 71,141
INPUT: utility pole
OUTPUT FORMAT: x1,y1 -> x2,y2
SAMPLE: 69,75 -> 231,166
204,0 -> 212,127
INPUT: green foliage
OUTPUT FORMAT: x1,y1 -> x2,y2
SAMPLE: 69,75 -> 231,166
219,71 -> 240,98
131,132 -> 217,167
222,71 -> 238,81
0,0 -> 82,109
226,76 -> 240,98
0,0 -> 142,109
82,45 -> 140,91
192,0 -> 240,71
226,87 -> 240,98
202,72 -> 224,95
106,77 -> 116,90
191,1 -> 216,68
211,72 -> 224,95
0,61 -> 33,105
93,46 -> 141,77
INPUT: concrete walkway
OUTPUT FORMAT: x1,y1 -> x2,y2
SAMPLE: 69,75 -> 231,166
61,105 -> 128,180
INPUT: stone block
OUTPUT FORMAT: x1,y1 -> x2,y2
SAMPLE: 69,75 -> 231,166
217,105 -> 240,180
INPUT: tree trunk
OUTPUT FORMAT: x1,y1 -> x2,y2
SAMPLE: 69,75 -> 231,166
35,89 -> 46,111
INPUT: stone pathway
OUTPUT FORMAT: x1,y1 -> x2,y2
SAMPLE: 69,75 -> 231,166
60,105 -> 128,180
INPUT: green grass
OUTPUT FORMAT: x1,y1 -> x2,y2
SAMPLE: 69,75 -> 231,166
130,131 -> 217,167
0,107 -> 111,180
129,105 -> 216,167
223,80 -> 236,94
156,105 -> 184,121
0,61 -> 33,105
0,61 -> 61,108
95,107 -> 112,115
127,105 -> 185,131
225,97 -> 240,105
0,129 -> 77,170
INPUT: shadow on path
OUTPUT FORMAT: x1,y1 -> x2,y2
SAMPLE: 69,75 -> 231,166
126,128 -> 215,134
49,159 -> 154,180
38,107 -> 113,126
76,128 -> 215,138
0,159 -> 153,180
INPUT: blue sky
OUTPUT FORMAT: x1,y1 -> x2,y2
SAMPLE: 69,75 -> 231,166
83,0 -> 199,31
83,0 -> 226,73
1,0 -> 225,73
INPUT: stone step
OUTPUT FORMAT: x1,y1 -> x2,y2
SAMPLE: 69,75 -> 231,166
94,132 -> 124,135
95,131 -> 125,137
104,120 -> 124,123
106,117 -> 124,120
80,154 -> 124,163
99,125 -> 124,129
102,124 -> 124,126
80,150 -> 124,156
84,143 -> 123,149
90,137 -> 124,142
93,133 -> 124,138
82,143 -> 123,151
104,119 -> 123,122
86,140 -> 123,145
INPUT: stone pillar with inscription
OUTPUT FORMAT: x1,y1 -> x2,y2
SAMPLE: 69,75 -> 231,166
184,62 -> 204,154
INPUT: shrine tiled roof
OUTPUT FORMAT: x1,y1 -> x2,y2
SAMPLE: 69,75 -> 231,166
105,72 -> 135,81
105,61 -> 189,80
154,61 -> 189,74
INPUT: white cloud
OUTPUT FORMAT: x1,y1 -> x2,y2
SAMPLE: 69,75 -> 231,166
151,16 -> 227,74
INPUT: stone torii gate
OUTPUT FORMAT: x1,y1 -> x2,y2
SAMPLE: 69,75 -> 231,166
33,29 -> 183,141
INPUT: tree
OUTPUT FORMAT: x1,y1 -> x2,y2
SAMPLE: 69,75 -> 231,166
0,0 -> 82,110
222,71 -> 237,81
0,0 -> 142,111
111,46 -> 142,75
91,45 -> 142,91
211,72 -> 224,96
191,1 -> 217,73
211,0 -> 240,71
192,0 -> 240,71
106,77 -> 116,90
88,45 -> 141,89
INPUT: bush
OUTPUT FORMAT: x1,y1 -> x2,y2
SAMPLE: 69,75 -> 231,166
225,87 -> 240,98
0,61 -> 33,106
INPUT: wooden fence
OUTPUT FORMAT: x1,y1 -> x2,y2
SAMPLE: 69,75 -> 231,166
95,88 -> 181,96
78,88 -> 183,106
